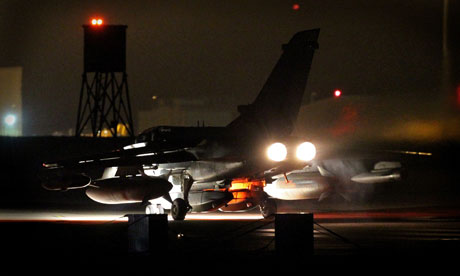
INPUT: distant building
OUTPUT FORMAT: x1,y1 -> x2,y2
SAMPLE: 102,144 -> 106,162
0,67 -> 22,136
137,96 -> 237,133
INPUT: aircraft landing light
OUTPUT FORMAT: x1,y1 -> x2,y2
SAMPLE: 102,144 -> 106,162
296,142 -> 316,161
267,142 -> 287,162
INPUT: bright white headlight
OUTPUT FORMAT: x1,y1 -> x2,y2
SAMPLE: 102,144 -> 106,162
267,142 -> 287,162
296,142 -> 316,161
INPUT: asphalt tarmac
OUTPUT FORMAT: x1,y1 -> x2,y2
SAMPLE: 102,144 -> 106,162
1,209 -> 459,267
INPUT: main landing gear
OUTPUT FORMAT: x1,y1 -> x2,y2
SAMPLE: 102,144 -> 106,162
170,175 -> 194,221
170,198 -> 188,221
144,196 -> 192,221
143,174 -> 193,221
259,197 -> 277,218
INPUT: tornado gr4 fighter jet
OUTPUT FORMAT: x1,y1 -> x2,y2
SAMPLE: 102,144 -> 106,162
41,29 -> 321,220
41,29 -> 406,219
44,29 -> 394,220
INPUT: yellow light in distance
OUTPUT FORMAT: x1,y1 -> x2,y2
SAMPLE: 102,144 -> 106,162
267,142 -> 287,162
296,142 -> 316,161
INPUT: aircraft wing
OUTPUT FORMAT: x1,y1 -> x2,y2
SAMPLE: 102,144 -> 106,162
40,142 -> 197,191
43,144 -> 197,171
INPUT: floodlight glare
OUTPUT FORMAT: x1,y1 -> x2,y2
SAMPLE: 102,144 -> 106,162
267,142 -> 287,162
4,114 -> 16,126
296,142 -> 316,161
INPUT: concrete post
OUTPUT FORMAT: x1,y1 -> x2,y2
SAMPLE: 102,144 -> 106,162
127,214 -> 168,254
275,213 -> 314,257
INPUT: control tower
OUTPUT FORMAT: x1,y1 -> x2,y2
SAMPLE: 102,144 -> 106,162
75,19 -> 134,138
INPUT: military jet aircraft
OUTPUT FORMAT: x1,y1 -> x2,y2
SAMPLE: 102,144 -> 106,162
41,29 -> 403,220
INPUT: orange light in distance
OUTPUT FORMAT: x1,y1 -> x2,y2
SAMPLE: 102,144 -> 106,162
334,89 -> 342,98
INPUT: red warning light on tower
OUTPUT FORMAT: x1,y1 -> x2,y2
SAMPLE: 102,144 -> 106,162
334,90 -> 342,98
91,18 -> 103,26
292,4 -> 300,11
456,85 -> 460,108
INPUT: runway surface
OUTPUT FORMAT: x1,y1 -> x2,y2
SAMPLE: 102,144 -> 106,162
1,209 -> 459,266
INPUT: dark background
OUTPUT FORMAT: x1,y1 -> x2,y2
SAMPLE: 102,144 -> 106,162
1,0 -> 455,136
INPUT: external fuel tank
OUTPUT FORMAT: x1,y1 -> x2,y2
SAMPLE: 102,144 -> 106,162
86,176 -> 172,204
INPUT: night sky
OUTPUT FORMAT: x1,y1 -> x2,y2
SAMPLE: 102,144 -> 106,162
0,0 -> 449,135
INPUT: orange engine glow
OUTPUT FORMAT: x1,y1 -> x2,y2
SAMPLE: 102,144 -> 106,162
229,178 -> 265,191
218,178 -> 265,211
206,178 -> 266,211
230,190 -> 252,203
228,178 -> 265,207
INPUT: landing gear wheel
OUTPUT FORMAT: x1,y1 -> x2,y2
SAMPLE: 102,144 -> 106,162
171,198 -> 188,221
260,198 -> 277,219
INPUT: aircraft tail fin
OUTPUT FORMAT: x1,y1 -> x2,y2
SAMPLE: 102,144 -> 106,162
227,29 -> 320,139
